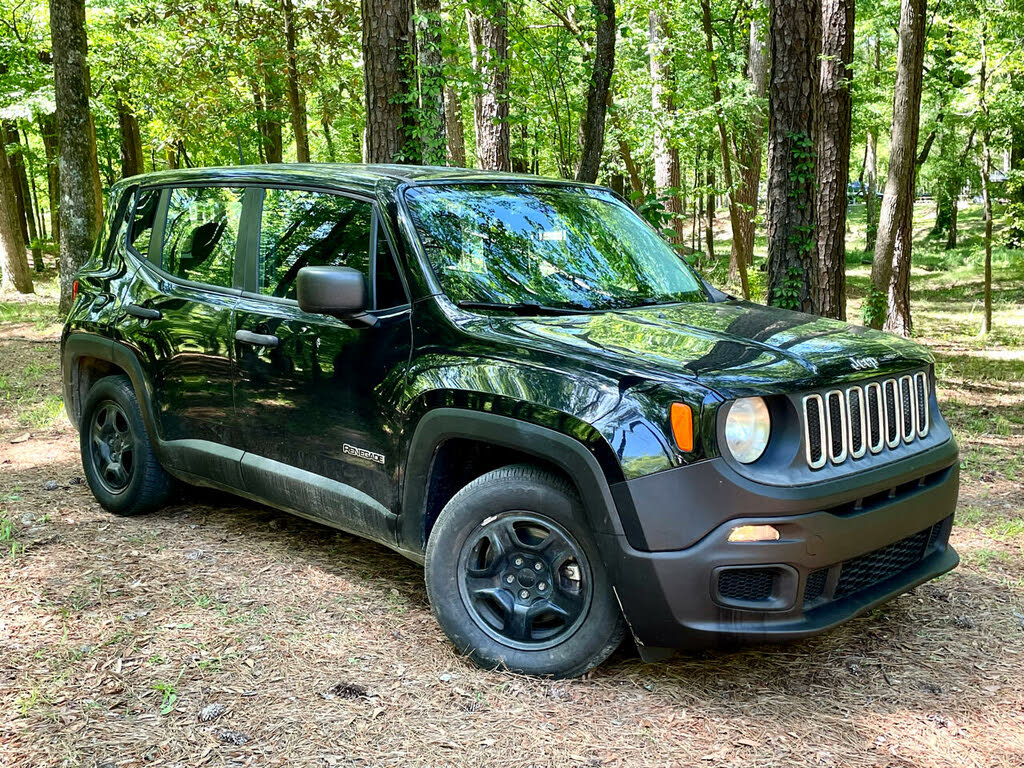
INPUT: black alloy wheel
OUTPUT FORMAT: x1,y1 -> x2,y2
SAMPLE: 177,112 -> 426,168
458,512 -> 592,650
88,400 -> 136,494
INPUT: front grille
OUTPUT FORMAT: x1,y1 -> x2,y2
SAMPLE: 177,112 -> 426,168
804,568 -> 828,602
718,569 -> 775,602
802,371 -> 930,469
834,527 -> 931,598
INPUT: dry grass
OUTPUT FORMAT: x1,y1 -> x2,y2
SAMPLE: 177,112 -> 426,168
2,254 -> 1023,767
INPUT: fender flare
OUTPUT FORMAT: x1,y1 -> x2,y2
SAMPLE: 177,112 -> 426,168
62,332 -> 161,442
399,408 -> 625,553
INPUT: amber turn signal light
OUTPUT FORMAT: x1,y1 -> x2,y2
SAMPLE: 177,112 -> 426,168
670,402 -> 693,452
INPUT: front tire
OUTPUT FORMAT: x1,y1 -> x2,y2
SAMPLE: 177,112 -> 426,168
79,375 -> 174,516
425,464 -> 625,677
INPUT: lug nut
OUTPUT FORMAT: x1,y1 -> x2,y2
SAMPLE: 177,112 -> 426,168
534,562 -> 543,571
519,589 -> 529,599
506,575 -> 515,584
538,582 -> 547,591
514,557 -> 524,567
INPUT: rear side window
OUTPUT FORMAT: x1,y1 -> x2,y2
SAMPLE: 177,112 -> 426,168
162,186 -> 244,287
374,222 -> 407,309
258,188 -> 372,300
129,188 -> 161,261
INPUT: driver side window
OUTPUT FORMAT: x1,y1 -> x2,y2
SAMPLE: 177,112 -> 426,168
259,188 -> 372,300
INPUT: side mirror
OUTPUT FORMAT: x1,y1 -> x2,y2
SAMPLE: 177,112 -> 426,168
296,266 -> 377,327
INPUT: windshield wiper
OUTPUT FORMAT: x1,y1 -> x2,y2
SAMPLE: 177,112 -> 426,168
456,300 -> 592,316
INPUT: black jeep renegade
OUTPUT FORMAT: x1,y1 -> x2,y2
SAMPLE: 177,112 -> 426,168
62,164 -> 960,677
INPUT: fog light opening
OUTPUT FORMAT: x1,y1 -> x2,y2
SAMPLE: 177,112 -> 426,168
728,525 -> 781,542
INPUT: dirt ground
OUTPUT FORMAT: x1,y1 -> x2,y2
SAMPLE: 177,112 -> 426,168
2,280 -> 1023,767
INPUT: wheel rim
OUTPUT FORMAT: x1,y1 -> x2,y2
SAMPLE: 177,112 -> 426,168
457,512 -> 593,651
88,400 -> 135,495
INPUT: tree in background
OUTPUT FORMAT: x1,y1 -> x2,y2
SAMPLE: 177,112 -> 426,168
0,135 -> 33,294
467,0 -> 510,171
649,10 -> 682,242
49,0 -> 102,315
869,0 -> 927,335
283,0 -> 310,163
361,0 -> 417,163
575,0 -> 615,183
814,0 -> 854,320
416,0 -> 447,166
765,0 -> 821,310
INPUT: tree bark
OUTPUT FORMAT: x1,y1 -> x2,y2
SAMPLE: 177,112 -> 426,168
870,0 -> 926,335
444,81 -> 466,166
649,11 -> 682,242
361,0 -> 417,163
1,123 -> 31,247
701,0 -> 750,298
262,72 -> 285,164
50,0 -> 102,315
765,0 -> 821,310
467,2 -> 510,171
814,0 -> 854,319
0,135 -> 34,294
38,112 -> 60,245
8,125 -> 44,270
705,155 -> 716,260
283,0 -> 310,162
575,0 -> 615,183
416,0 -> 447,165
734,7 -> 768,281
116,94 -> 145,178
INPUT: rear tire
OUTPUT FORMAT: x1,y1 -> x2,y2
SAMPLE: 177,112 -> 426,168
425,464 -> 625,678
79,375 -> 174,516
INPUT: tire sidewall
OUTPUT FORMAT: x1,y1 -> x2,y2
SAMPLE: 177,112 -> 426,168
425,468 -> 623,677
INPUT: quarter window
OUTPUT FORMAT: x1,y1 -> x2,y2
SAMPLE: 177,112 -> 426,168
258,188 -> 372,300
129,188 -> 161,262
161,186 -> 244,288
374,222 -> 407,309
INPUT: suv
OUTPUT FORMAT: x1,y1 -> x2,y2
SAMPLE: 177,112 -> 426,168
62,165 -> 959,677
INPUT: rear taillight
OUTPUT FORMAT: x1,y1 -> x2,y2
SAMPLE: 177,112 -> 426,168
72,280 -> 79,300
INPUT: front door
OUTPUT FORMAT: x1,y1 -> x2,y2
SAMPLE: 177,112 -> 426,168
232,186 -> 412,543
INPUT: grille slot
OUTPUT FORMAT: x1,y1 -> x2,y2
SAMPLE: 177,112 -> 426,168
802,371 -> 930,469
804,568 -> 828,603
834,527 -> 930,599
718,569 -> 776,602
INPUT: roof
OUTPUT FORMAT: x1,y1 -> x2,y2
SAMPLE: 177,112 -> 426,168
119,163 -> 587,197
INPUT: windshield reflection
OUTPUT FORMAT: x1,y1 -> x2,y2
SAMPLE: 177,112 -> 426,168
405,184 -> 707,312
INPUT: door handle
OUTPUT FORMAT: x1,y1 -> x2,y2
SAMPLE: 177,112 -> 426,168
125,304 -> 161,320
235,329 -> 279,348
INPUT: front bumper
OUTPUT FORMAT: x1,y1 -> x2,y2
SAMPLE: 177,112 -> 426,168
601,441 -> 960,652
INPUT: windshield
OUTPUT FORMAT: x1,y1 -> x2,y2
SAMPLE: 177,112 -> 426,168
404,184 -> 707,311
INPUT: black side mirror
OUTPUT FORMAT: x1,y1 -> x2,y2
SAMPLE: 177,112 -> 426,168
296,266 -> 378,328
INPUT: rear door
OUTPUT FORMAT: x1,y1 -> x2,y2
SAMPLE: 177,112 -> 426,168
232,186 -> 412,543
124,184 -> 246,484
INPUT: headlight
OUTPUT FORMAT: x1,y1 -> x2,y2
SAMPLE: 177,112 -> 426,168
725,397 -> 771,463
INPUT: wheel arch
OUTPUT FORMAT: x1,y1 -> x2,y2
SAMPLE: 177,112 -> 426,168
62,332 -> 160,442
399,407 -> 627,556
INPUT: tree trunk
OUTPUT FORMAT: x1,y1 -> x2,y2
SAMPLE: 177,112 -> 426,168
575,0 -> 615,183
649,11 -> 682,242
701,0 -> 750,298
444,81 -> 466,166
979,23 -> 992,336
7,125 -> 44,270
863,40 -> 881,253
467,1 -> 510,171
362,0 -> 417,163
1,123 -> 31,247
814,0 -> 854,319
116,95 -> 145,178
870,0 -> 926,335
416,0 -> 447,165
608,98 -> 643,195
0,137 -> 34,294
38,112 -> 60,245
262,72 -> 285,163
765,0 -> 821,311
705,156 -> 716,260
734,6 -> 768,281
283,0 -> 310,162
50,0 -> 102,315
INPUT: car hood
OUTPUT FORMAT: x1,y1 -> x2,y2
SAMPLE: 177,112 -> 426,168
483,300 -> 933,397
